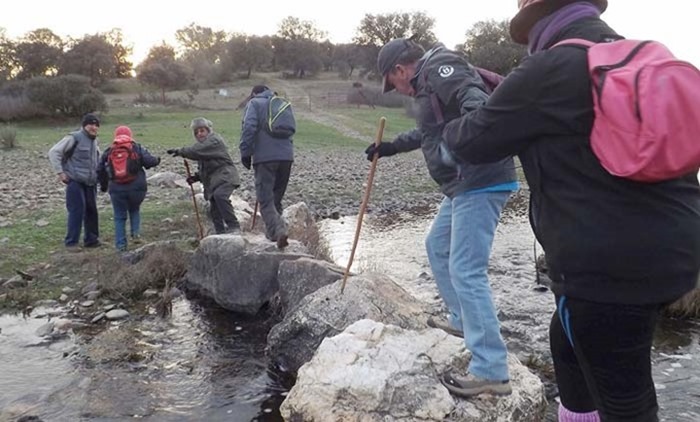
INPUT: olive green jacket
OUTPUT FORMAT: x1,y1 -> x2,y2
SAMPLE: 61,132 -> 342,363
177,132 -> 240,199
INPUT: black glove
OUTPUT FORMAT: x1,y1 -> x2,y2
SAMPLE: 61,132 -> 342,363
100,182 -> 108,193
166,149 -> 179,157
364,142 -> 397,161
241,156 -> 252,170
186,173 -> 200,185
155,156 -> 161,165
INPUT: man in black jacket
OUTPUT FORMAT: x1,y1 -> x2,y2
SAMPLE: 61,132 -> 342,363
368,38 -> 518,397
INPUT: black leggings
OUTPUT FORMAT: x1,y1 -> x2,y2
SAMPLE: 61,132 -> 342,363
550,295 -> 661,422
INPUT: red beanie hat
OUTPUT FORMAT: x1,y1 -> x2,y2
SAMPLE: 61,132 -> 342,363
114,125 -> 132,139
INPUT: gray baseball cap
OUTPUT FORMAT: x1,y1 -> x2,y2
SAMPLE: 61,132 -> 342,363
377,38 -> 422,93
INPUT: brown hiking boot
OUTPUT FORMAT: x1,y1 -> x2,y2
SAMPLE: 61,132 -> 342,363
65,244 -> 82,253
441,371 -> 512,397
276,235 -> 289,249
427,316 -> 464,338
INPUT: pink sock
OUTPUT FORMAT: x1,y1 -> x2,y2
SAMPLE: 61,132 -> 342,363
558,403 -> 600,422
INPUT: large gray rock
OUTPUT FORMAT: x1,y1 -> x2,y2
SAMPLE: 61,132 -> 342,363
146,171 -> 184,188
277,257 -> 344,313
266,274 -> 429,373
282,202 -> 318,244
186,233 -> 310,314
281,319 -> 547,422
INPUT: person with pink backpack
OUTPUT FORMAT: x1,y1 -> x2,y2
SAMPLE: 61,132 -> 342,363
442,0 -> 700,421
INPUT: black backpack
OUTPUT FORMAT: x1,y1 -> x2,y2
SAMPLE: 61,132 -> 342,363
265,95 -> 296,138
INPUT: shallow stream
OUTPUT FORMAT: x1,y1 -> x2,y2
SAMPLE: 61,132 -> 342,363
1,201 -> 698,421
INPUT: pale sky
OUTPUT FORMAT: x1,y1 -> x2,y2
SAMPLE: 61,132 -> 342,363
2,0 -> 696,66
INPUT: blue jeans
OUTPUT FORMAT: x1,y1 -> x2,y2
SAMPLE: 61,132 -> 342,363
65,181 -> 99,246
425,190 -> 511,381
110,190 -> 146,250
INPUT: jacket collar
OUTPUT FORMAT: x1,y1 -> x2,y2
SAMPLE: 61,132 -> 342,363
410,43 -> 446,89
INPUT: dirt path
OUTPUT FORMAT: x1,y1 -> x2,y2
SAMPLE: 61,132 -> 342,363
271,78 -> 372,143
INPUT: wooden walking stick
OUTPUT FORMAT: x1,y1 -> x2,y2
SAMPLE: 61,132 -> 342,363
184,159 -> 204,240
251,201 -> 259,230
340,116 -> 386,294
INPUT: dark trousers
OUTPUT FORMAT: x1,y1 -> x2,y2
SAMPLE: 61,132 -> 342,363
209,183 -> 238,234
254,161 -> 292,240
65,180 -> 99,246
110,189 -> 146,250
551,295 -> 661,422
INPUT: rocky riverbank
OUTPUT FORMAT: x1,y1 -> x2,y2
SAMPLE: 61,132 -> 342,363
0,145 -> 443,223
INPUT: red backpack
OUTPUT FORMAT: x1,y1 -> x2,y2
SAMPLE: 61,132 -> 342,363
553,38 -> 700,182
108,135 -> 140,184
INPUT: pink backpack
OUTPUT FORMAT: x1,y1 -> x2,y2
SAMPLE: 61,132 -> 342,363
553,38 -> 700,182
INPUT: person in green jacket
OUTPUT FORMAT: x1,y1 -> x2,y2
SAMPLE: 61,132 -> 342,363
167,117 -> 241,234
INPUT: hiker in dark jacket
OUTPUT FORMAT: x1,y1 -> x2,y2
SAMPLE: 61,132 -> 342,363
168,117 -> 241,234
97,125 -> 160,251
442,1 -> 700,420
48,113 -> 102,251
239,85 -> 294,249
368,39 -> 518,397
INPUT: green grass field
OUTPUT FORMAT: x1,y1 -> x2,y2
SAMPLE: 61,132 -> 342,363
9,106 -> 411,152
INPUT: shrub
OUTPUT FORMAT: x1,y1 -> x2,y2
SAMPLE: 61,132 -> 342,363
0,95 -> 44,122
0,80 -> 26,98
0,125 -> 17,149
100,243 -> 189,301
24,74 -> 107,117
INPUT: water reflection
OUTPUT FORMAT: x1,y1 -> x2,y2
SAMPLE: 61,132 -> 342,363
319,210 -> 437,304
0,299 -> 288,421
0,309 -> 77,420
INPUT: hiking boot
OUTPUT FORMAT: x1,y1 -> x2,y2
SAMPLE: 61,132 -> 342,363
226,222 -> 241,235
427,316 -> 464,338
65,244 -> 82,253
276,234 -> 289,249
84,241 -> 102,249
131,235 -> 143,245
441,371 -> 512,398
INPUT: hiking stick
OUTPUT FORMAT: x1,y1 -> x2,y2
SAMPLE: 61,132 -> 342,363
340,116 -> 386,294
251,201 -> 259,230
183,159 -> 204,240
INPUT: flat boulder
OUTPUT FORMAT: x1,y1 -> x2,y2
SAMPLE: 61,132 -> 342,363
186,233 -> 310,314
266,274 -> 429,373
281,319 -> 547,422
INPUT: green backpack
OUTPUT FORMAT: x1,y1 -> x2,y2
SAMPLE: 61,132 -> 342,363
266,95 -> 296,138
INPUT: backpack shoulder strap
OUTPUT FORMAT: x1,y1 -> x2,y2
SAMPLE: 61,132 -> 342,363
551,38 -> 596,49
64,135 -> 78,159
268,96 -> 291,125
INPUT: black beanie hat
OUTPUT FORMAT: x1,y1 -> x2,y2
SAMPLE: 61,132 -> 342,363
251,85 -> 268,95
81,113 -> 100,127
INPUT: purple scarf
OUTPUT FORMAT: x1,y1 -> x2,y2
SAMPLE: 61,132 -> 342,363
528,2 -> 600,54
